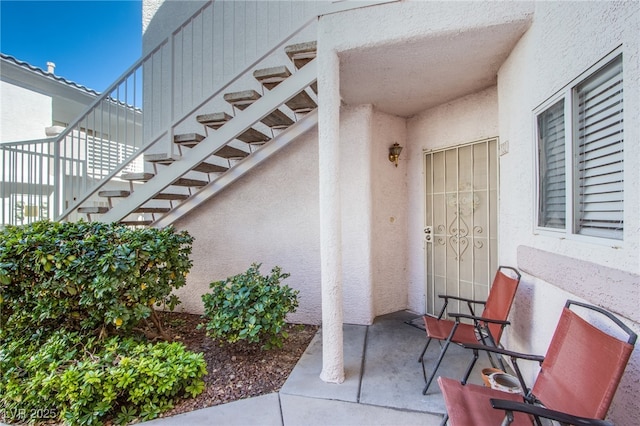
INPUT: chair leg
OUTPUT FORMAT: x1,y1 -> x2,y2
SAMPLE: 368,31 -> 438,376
419,338 -> 433,382
418,337 -> 433,362
422,338 -> 453,395
440,413 -> 449,426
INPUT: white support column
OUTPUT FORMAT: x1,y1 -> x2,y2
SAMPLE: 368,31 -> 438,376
318,47 -> 345,384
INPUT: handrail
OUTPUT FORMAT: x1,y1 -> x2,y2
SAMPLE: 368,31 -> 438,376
3,0 -> 323,226
52,40 -> 167,148
171,17 -> 317,132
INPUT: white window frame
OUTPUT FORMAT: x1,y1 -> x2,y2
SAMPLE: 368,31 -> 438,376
534,49 -> 623,244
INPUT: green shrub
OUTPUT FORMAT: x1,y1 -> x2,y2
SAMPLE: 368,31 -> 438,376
0,330 -> 207,425
201,263 -> 299,349
0,221 -> 193,341
0,221 -> 204,425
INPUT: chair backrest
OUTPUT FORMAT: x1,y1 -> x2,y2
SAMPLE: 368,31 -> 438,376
532,301 -> 636,419
481,266 -> 521,344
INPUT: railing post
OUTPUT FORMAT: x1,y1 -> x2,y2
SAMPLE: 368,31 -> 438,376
168,33 -> 176,156
53,139 -> 61,219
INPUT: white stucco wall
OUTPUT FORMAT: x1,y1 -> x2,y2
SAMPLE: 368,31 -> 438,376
172,105 -> 410,326
371,109 -> 409,316
339,105 -> 375,324
0,81 -> 52,142
336,105 -> 409,323
405,87 -> 500,314
497,2 -> 639,424
172,128 -> 322,324
141,0 -> 640,418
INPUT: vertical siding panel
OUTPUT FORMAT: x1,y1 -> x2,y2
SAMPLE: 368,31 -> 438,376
212,1 -> 224,88
201,4 -> 213,96
192,13 -> 204,106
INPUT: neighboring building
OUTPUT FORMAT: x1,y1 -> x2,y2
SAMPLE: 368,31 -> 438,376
0,54 -> 99,224
0,53 -> 143,225
0,54 -> 99,142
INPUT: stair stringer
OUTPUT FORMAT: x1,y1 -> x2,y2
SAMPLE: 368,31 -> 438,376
153,109 -> 317,228
99,59 -> 317,224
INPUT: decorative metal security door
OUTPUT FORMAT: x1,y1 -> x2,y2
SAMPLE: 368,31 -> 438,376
424,139 -> 498,315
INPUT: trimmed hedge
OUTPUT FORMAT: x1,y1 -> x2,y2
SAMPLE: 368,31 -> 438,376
201,263 -> 299,349
0,221 -> 193,339
0,221 -> 206,425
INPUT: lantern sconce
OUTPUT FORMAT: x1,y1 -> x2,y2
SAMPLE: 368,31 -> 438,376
388,142 -> 403,167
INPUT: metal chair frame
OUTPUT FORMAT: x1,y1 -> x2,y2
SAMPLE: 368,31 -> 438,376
419,265 -> 521,394
439,299 -> 637,426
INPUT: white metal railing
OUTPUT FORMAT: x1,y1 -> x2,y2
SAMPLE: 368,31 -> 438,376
1,1 -> 327,226
1,138 -> 56,226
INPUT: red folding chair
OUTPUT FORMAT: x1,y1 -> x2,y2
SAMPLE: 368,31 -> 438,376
420,266 -> 521,394
439,300 -> 637,425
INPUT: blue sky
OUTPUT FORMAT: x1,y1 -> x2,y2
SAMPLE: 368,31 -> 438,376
1,0 -> 142,93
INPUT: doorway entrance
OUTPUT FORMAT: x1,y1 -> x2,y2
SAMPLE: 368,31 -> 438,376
424,139 -> 498,315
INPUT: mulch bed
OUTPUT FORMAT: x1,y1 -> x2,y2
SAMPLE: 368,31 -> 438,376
155,311 -> 318,418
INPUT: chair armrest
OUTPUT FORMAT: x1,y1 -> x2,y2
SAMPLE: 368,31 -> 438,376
461,343 -> 545,363
448,312 -> 510,326
438,294 -> 487,306
490,399 -> 613,426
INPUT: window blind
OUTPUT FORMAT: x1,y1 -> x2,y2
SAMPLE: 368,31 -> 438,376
538,100 -> 566,229
575,56 -> 623,239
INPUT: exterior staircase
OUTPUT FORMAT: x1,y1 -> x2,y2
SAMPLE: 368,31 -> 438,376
77,41 -> 317,227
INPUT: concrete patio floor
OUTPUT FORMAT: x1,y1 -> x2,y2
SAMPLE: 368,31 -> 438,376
145,310 -> 491,426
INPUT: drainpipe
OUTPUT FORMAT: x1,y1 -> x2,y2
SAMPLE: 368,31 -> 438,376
318,46 -> 345,384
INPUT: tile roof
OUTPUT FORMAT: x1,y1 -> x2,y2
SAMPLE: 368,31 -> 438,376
1,53 -> 101,96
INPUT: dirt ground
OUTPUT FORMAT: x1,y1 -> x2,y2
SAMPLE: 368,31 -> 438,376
155,311 -> 318,418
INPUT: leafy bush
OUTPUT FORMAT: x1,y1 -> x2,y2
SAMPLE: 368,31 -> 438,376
0,221 -> 193,340
1,330 -> 206,425
201,263 -> 299,349
0,221 -> 206,425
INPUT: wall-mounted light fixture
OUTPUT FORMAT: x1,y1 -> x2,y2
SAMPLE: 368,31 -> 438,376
388,143 -> 403,167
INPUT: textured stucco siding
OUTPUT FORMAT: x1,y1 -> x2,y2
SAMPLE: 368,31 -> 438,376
497,2 -> 639,424
371,109 -> 409,317
172,128 -> 321,324
141,1 -> 640,419
0,81 -> 52,142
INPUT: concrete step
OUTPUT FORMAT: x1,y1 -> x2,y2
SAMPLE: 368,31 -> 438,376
196,114 -> 270,144
196,112 -> 232,130
121,172 -> 206,187
285,41 -> 317,69
144,153 -> 228,174
172,177 -> 207,187
223,90 -> 261,111
286,90 -> 316,113
120,220 -> 153,226
153,193 -> 189,201
193,162 -> 229,174
78,206 -> 109,214
121,172 -> 154,182
98,190 -> 131,198
174,133 -> 205,148
253,65 -> 316,113
144,153 -> 178,165
223,89 -> 294,129
134,207 -> 171,214
253,65 -> 291,90
214,145 -> 249,159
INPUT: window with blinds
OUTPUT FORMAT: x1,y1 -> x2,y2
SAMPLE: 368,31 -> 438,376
574,56 -> 623,239
535,53 -> 623,241
538,99 -> 566,229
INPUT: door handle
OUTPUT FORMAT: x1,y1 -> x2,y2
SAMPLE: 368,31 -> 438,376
424,226 -> 433,242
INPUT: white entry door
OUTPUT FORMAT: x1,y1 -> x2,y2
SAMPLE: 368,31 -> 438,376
424,139 -> 498,315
